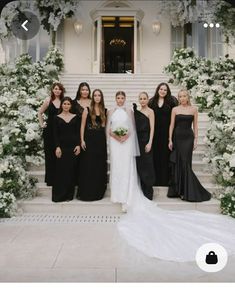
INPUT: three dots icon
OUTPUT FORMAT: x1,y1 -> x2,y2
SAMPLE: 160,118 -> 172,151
203,23 -> 220,28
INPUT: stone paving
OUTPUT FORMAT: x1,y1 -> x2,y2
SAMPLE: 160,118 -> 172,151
0,216 -> 234,282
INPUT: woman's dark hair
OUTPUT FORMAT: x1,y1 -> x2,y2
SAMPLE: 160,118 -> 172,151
58,96 -> 73,114
115,91 -> 126,98
50,82 -> 65,101
90,89 -> 106,127
149,82 -> 173,109
75,82 -> 91,100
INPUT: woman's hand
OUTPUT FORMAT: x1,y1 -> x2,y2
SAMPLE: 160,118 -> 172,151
40,121 -> 47,128
193,139 -> 197,150
81,140 -> 86,151
55,147 -> 62,158
145,142 -> 152,153
120,134 -> 129,143
74,145 -> 81,156
168,141 -> 173,151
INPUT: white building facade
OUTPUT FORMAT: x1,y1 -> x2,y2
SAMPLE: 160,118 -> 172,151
1,0 -> 235,73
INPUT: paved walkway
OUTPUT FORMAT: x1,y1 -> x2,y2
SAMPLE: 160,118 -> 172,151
0,215 -> 234,282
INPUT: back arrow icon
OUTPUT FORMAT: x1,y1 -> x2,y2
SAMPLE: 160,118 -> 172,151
21,20 -> 28,31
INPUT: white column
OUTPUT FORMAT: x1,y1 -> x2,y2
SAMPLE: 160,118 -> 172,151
0,42 -> 6,64
134,17 -> 137,74
96,16 -> 102,73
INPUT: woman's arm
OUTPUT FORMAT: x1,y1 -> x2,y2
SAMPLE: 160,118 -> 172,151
193,107 -> 198,150
168,108 -> 176,151
119,108 -> 133,143
53,116 -> 62,158
73,115 -> 81,156
145,109 -> 155,153
106,109 -> 121,142
38,97 -> 50,128
80,108 -> 88,150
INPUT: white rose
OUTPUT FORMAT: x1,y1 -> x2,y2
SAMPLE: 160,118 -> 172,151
2,135 -> 10,145
229,154 -> 235,168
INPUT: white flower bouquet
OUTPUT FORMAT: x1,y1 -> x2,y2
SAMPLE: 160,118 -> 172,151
113,127 -> 128,137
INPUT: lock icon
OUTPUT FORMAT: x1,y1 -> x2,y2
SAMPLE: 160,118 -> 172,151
205,251 -> 218,264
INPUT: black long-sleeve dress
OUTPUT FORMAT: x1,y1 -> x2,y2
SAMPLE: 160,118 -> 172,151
77,108 -> 107,201
148,96 -> 178,186
52,115 -> 80,202
72,100 -> 84,117
167,114 -> 211,202
133,104 -> 155,200
43,102 -> 60,186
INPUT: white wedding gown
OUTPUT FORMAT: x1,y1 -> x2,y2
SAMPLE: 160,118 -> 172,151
108,107 -> 235,262
109,107 -> 136,203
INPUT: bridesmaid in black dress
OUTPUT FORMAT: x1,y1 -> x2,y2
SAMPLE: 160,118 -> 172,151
133,92 -> 155,200
72,82 -> 91,186
52,97 -> 81,202
148,83 -> 178,186
38,82 -> 65,186
167,89 -> 211,202
77,89 -> 107,201
72,82 -> 91,117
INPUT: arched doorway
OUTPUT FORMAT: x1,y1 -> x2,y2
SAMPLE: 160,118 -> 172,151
90,1 -> 144,74
102,16 -> 134,73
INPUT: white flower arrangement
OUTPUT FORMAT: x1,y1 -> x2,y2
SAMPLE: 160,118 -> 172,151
37,0 -> 79,31
0,47 -> 64,217
157,0 -> 233,43
0,1 -> 79,41
0,191 -> 17,217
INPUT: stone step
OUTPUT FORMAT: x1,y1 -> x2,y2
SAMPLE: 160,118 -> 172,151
28,168 -> 215,185
28,155 -> 212,184
192,160 -> 210,172
60,73 -> 173,80
154,185 -> 220,197
18,196 -> 121,215
18,193 -> 220,215
34,181 -> 219,198
197,142 -> 207,151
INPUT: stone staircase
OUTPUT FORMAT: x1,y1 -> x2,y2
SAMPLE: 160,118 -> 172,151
60,73 -> 180,107
18,73 -> 221,215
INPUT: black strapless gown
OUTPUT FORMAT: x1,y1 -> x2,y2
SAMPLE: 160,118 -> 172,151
133,104 -> 155,200
43,102 -> 59,186
167,114 -> 211,202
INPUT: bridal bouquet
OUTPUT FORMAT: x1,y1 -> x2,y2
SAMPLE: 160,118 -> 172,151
113,127 -> 128,137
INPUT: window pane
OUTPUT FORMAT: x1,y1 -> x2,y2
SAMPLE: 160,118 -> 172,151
211,27 -> 223,59
39,28 -> 50,60
171,26 -> 183,55
28,36 -> 37,62
197,22 -> 206,57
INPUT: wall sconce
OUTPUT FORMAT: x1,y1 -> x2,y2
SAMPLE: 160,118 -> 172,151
74,20 -> 83,36
152,21 -> 161,35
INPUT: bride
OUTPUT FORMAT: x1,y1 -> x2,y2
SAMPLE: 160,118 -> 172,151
107,91 -> 139,211
107,91 -> 235,262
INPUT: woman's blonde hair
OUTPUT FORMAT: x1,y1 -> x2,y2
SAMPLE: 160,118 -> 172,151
178,89 -> 191,105
139,91 -> 149,99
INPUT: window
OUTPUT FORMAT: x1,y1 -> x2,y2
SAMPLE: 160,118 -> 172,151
171,26 -> 183,55
27,27 -> 50,62
211,27 -> 223,59
171,22 -> 223,59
